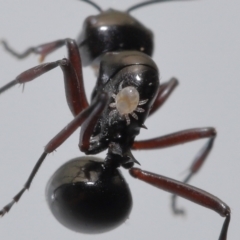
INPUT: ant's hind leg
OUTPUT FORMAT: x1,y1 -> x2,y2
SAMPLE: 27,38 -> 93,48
130,168 -> 231,240
0,92 -> 107,217
132,127 -> 216,214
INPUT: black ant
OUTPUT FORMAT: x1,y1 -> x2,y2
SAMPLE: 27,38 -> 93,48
0,0 -> 231,239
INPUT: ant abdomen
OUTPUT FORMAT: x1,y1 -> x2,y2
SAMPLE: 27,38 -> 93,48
46,156 -> 132,234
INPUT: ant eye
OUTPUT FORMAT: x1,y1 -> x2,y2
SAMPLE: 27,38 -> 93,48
116,86 -> 139,115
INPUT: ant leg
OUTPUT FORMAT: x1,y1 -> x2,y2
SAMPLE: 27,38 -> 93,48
132,127 -> 216,214
0,61 -> 61,94
129,168 -> 231,240
0,39 -> 88,115
1,39 -> 65,62
45,92 -> 107,153
0,92 -> 107,217
79,100 -> 104,152
60,39 -> 88,116
149,77 -> 179,116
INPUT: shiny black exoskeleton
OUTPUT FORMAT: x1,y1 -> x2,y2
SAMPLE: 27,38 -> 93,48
85,51 -> 159,156
0,1 -> 231,239
46,50 -> 159,232
46,156 -> 133,234
44,1 -> 159,232
77,9 -> 154,66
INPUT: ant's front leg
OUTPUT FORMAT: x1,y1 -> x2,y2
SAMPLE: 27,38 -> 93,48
130,168 -> 230,240
0,39 -> 88,116
0,60 -> 60,93
57,39 -> 88,116
132,127 -> 216,214
1,39 -> 65,62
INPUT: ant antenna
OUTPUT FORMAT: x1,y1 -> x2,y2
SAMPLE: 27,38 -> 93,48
78,0 -> 102,13
127,0 -> 191,13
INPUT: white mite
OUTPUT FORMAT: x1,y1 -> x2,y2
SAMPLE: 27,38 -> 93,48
109,85 -> 148,125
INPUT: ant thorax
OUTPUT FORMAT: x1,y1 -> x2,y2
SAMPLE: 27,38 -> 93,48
87,52 -> 159,158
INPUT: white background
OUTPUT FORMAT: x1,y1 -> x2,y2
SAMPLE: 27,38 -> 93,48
0,0 -> 239,239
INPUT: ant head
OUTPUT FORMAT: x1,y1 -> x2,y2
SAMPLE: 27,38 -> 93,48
77,8 -> 154,66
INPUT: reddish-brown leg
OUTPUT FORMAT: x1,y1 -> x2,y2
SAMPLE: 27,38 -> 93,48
0,92 -> 108,217
132,127 -> 216,214
59,39 -> 88,116
130,168 -> 230,240
0,39 -> 106,214
149,77 -> 179,116
0,39 -> 88,116
0,61 -> 60,94
79,96 -> 107,152
1,39 -> 65,61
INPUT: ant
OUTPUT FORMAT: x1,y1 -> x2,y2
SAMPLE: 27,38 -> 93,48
0,0 -> 231,239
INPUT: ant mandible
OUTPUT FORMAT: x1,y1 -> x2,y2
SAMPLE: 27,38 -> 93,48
0,0 -> 231,238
